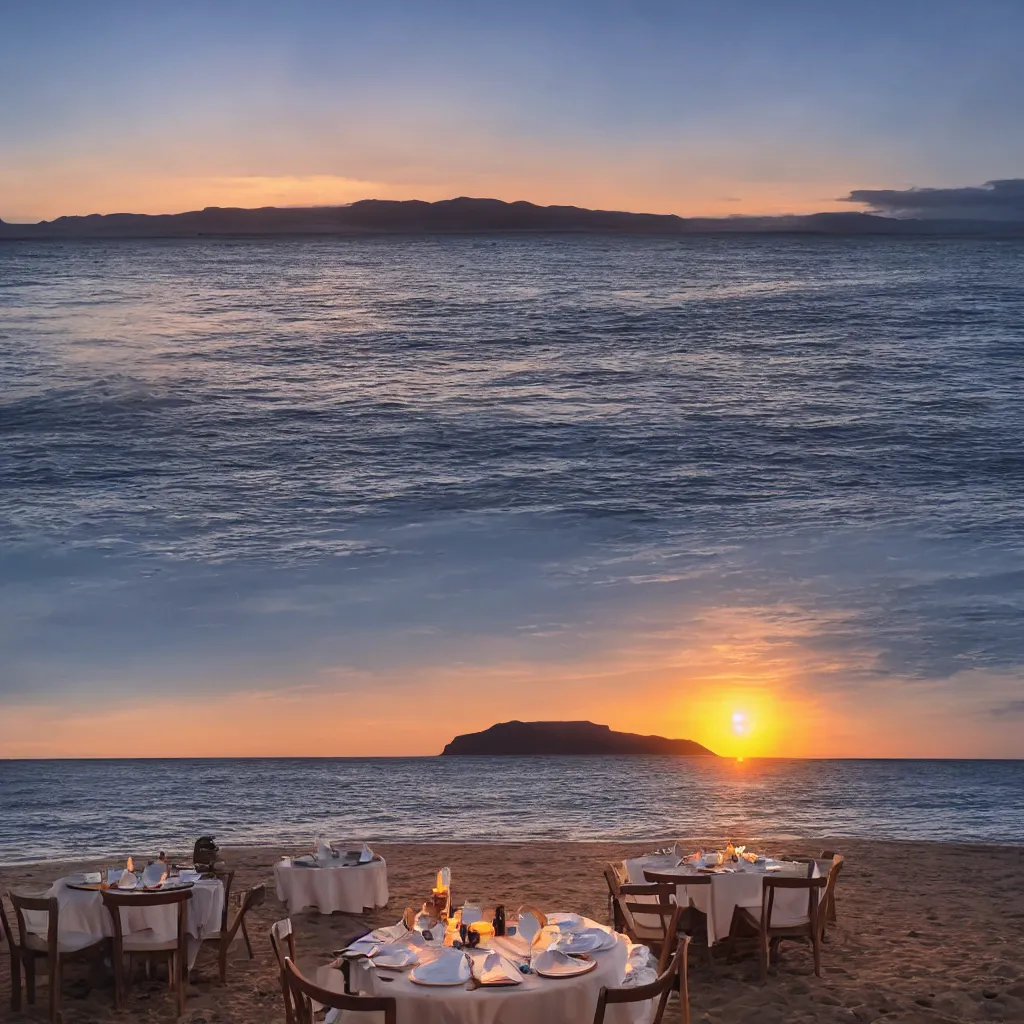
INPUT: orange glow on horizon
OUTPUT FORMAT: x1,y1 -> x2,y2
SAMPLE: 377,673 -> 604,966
0,168 -> 861,224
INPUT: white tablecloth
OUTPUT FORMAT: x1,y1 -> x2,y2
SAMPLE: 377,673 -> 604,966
622,858 -> 819,945
274,857 -> 389,915
38,877 -> 224,967
319,917 -> 656,1024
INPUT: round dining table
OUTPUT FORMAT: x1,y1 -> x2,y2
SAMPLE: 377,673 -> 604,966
622,855 -> 820,945
321,916 -> 658,1024
274,855 -> 389,915
36,876 -> 225,967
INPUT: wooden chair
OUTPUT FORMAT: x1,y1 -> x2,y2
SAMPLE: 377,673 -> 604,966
643,869 -> 713,968
728,875 -> 828,982
284,955 -> 397,1024
593,930 -> 690,1024
198,882 -> 265,982
269,919 -> 298,1024
101,887 -> 193,1015
820,852 -> 844,925
603,865 -> 625,931
4,891 -> 108,1022
617,883 -> 682,964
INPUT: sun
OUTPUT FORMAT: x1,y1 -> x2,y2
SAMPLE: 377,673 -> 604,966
731,711 -> 750,737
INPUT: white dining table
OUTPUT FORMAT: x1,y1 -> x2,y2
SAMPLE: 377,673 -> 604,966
319,916 -> 657,1024
621,856 -> 820,946
274,855 -> 389,915
36,876 -> 225,968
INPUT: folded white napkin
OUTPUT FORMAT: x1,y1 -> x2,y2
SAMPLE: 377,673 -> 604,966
410,950 -> 471,985
532,949 -> 587,976
142,862 -> 168,888
469,950 -> 523,985
358,843 -> 374,864
82,872 -> 102,885
315,837 -> 335,861
623,944 -> 658,988
373,921 -> 411,944
341,938 -> 379,958
372,944 -> 419,969
117,870 -> 139,890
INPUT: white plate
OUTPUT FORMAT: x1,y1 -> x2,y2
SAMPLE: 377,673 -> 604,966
372,945 -> 419,970
532,951 -> 597,978
551,928 -> 616,954
409,954 -> 472,987
547,913 -> 584,930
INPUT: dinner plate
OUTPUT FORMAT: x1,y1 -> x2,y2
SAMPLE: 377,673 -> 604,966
532,951 -> 597,978
550,928 -> 616,954
409,955 -> 472,987
547,912 -> 584,930
371,945 -> 419,970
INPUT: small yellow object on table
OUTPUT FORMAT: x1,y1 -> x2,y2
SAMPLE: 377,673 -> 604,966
469,920 -> 495,943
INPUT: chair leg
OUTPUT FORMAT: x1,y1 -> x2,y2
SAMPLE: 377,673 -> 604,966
219,938 -> 228,983
25,955 -> 37,1004
679,959 -> 691,1024
813,933 -> 822,977
176,954 -> 186,1017
242,916 -> 254,959
50,954 -> 61,1024
759,934 -> 769,984
9,952 -> 22,1011
111,950 -> 124,1011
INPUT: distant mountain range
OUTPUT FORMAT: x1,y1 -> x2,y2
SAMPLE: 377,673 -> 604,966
3,197 -> 1024,239
439,720 -> 716,756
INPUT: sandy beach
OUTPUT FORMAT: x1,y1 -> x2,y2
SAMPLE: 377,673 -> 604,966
2,837 -> 1023,1024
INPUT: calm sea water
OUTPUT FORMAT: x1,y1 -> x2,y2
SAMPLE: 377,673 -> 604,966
2,236 -> 1024,788
0,756 -> 1022,865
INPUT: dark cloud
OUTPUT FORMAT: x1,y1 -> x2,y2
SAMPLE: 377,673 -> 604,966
991,700 -> 1024,718
844,178 -> 1024,220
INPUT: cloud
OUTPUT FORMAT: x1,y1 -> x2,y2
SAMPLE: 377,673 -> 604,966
991,700 -> 1024,718
843,178 -> 1024,220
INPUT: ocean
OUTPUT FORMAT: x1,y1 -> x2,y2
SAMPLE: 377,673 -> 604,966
2,234 -> 1024,859
1,756 -> 1022,864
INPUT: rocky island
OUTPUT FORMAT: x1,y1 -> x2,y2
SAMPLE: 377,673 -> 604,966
440,720 -> 716,756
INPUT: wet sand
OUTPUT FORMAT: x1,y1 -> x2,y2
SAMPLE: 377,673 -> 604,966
2,837 -> 1023,1023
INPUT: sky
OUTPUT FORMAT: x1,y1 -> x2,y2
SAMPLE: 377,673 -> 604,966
3,0 -> 1024,222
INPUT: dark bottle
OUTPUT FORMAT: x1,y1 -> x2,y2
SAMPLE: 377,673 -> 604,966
493,905 -> 506,937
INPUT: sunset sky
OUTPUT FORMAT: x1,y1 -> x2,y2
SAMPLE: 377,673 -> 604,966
4,0 -> 1024,222
4,2 -> 1024,762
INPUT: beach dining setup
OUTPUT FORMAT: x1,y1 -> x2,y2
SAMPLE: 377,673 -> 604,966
2,837 -> 844,1024
266,839 -> 844,1024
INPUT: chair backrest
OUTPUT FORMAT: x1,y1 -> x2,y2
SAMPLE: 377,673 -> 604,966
214,868 -> 236,930
760,875 -> 826,931
643,870 -> 712,888
820,854 -> 844,929
618,888 -> 680,955
603,865 -> 622,898
225,882 -> 265,941
9,892 -> 58,957
593,932 -> 689,1024
270,920 -> 297,1024
0,893 -> 16,948
284,956 -> 396,1024
101,888 -> 192,951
